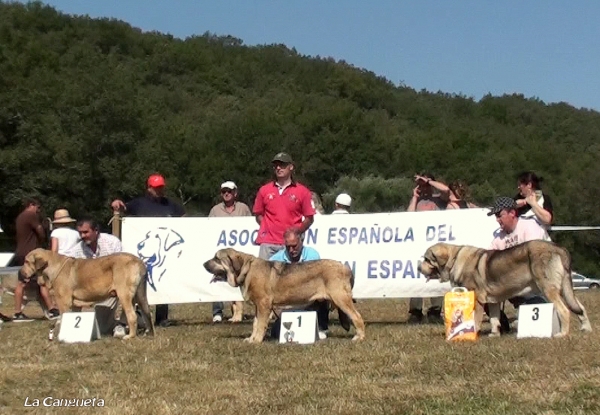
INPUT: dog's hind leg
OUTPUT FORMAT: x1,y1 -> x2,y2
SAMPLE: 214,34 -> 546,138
117,289 -> 138,340
134,277 -> 155,337
330,292 -> 365,341
573,298 -> 592,333
543,287 -> 571,337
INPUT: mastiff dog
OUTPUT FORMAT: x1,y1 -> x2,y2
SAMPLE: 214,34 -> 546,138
20,248 -> 155,340
418,240 -> 592,337
203,248 -> 366,343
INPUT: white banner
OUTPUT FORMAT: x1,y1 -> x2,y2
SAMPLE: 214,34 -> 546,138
121,209 -> 500,305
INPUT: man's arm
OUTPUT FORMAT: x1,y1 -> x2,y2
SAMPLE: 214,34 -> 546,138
298,215 -> 314,233
253,190 -> 265,225
407,187 -> 419,212
30,213 -> 46,243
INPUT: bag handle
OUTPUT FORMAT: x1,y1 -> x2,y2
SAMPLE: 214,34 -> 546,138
451,287 -> 468,293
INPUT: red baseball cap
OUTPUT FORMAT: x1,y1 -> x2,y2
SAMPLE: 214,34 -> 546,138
147,174 -> 166,188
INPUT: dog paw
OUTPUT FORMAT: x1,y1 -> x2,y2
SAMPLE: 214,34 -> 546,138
228,317 -> 242,323
581,325 -> 593,333
351,335 -> 365,341
488,332 -> 501,338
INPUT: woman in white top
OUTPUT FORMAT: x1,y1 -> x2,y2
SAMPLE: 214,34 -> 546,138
50,209 -> 81,255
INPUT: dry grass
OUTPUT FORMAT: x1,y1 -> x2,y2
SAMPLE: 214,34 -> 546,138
1,290 -> 600,415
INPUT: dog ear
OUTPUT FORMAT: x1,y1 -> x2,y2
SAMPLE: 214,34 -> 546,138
163,229 -> 184,252
220,255 -> 238,288
34,255 -> 48,271
236,255 -> 253,285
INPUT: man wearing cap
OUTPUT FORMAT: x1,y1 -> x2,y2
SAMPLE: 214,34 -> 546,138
208,181 -> 252,323
332,193 -> 352,214
252,152 -> 316,260
485,196 -> 550,333
111,173 -> 186,328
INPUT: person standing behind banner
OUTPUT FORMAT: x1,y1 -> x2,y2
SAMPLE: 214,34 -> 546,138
332,193 -> 352,214
252,152 -> 316,260
110,173 -> 186,328
208,181 -> 252,323
514,171 -> 554,231
447,181 -> 479,209
406,173 -> 451,324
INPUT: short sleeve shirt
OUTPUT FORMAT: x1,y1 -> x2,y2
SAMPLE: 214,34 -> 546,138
208,202 -> 252,217
253,182 -> 316,245
126,195 -> 185,217
490,218 -> 550,250
269,246 -> 321,263
68,233 -> 122,259
15,210 -> 44,258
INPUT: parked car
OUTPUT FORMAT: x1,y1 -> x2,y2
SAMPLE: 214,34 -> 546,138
571,272 -> 600,290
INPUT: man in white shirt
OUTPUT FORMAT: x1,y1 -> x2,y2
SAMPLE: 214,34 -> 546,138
332,193 -> 352,214
68,216 -> 131,338
486,197 -> 550,332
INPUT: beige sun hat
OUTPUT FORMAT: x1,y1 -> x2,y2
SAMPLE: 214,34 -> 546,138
52,209 -> 76,224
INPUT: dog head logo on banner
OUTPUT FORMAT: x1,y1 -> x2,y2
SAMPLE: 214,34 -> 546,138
137,227 -> 185,292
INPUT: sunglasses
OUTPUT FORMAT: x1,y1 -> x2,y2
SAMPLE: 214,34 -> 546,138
272,162 -> 290,169
221,189 -> 235,194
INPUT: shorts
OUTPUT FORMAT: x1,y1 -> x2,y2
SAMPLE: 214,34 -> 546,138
8,255 -> 29,283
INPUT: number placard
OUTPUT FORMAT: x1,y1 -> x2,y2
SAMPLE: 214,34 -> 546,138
279,310 -> 319,345
57,311 -> 101,344
516,303 -> 560,339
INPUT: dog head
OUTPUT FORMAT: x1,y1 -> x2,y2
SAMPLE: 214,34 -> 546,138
137,227 -> 184,267
137,227 -> 185,291
418,243 -> 458,283
20,248 -> 50,283
203,248 -> 253,288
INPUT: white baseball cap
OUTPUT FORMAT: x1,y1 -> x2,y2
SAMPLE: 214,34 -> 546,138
220,181 -> 237,190
335,193 -> 352,207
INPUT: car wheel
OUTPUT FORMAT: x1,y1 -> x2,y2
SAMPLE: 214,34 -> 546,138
590,283 -> 599,290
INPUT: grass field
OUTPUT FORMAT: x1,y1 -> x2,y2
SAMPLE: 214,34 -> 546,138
1,290 -> 600,415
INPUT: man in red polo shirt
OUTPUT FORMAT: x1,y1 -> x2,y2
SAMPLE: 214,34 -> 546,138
253,152 -> 316,260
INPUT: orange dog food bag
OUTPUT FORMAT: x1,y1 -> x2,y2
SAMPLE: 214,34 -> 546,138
444,287 -> 478,342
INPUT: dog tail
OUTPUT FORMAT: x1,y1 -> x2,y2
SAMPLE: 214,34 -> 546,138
559,249 -> 584,315
135,266 -> 156,336
337,263 -> 355,332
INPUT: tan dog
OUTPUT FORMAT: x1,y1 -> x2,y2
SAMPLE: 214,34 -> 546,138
20,248 -> 155,340
203,248 -> 366,343
418,240 -> 592,337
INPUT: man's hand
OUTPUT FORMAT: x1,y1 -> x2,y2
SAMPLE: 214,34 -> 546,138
111,199 -> 126,213
412,186 -> 421,199
515,198 -> 528,208
525,193 -> 538,207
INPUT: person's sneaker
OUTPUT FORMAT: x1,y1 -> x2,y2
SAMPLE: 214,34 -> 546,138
0,312 -> 12,322
212,314 -> 223,323
113,325 -> 126,339
12,312 -> 34,322
318,330 -> 328,340
407,311 -> 424,324
46,308 -> 60,320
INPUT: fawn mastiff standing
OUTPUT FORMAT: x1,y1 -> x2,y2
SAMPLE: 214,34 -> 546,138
20,248 -> 155,340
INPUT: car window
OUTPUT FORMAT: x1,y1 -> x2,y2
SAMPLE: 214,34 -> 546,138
572,275 -> 584,280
